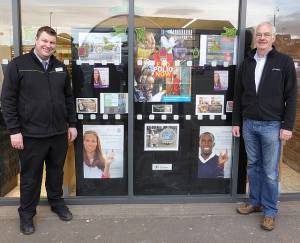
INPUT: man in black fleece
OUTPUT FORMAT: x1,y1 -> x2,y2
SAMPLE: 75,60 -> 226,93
232,22 -> 297,231
1,26 -> 77,235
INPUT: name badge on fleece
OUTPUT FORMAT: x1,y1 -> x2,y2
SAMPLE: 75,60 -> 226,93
55,67 -> 63,72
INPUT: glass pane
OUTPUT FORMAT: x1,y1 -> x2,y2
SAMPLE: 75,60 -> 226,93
133,0 -> 239,195
246,1 -> 300,193
9,0 -> 129,198
0,1 -> 19,199
0,0 -> 13,97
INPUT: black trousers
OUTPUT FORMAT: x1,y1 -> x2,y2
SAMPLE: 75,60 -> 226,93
18,133 -> 68,219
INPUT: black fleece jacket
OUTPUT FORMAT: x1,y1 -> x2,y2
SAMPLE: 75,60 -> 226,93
232,47 -> 297,131
1,49 -> 77,137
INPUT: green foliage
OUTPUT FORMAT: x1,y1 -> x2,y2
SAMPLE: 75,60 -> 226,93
221,27 -> 237,38
135,27 -> 146,43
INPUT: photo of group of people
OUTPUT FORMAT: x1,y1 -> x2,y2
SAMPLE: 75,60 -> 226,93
134,28 -> 193,103
82,125 -> 124,179
144,123 -> 179,151
195,95 -> 224,115
76,93 -> 128,114
198,126 -> 232,178
76,98 -> 98,113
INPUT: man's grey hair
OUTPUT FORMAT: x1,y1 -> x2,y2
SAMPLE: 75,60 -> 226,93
256,22 -> 276,36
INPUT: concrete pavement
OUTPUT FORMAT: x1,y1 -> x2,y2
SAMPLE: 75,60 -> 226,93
0,202 -> 300,243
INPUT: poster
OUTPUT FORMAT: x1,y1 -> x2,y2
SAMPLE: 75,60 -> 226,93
78,32 -> 122,63
152,104 -> 173,114
226,101 -> 233,112
134,28 -> 193,102
199,35 -> 237,66
82,125 -> 124,179
93,67 -> 109,88
144,123 -> 179,151
76,98 -> 98,113
134,63 -> 192,102
198,126 -> 232,178
213,70 -> 228,91
100,93 -> 128,114
195,95 -> 224,115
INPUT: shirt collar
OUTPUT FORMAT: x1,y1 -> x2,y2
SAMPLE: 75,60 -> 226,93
199,152 -> 216,163
33,48 -> 50,64
254,48 -> 273,60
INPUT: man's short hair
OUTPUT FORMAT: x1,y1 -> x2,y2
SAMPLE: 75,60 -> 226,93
36,26 -> 57,38
256,22 -> 276,36
199,132 -> 215,144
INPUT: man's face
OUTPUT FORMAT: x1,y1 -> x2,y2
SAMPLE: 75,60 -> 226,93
200,134 -> 214,156
146,76 -> 154,93
35,31 -> 56,60
255,24 -> 275,52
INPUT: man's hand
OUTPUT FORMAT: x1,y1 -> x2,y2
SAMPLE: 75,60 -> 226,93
10,133 -> 24,150
232,126 -> 240,137
68,127 -> 77,143
280,129 -> 292,141
218,149 -> 229,169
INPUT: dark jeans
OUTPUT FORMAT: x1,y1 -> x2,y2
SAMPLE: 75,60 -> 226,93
18,133 -> 68,219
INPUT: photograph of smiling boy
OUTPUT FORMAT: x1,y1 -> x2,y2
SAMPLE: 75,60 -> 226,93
198,126 -> 232,178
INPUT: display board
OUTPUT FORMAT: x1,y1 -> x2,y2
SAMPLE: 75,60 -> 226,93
133,28 -> 236,195
72,28 -> 128,196
72,27 -> 236,196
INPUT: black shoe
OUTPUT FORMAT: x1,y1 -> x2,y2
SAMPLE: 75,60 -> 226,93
51,205 -> 73,221
20,218 -> 35,235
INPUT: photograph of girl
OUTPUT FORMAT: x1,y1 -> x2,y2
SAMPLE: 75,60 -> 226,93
83,130 -> 115,179
93,67 -> 109,88
82,125 -> 124,179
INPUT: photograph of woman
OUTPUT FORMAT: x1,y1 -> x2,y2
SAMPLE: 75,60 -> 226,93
213,72 -> 223,90
213,70 -> 228,91
93,67 -> 109,88
83,130 -> 115,179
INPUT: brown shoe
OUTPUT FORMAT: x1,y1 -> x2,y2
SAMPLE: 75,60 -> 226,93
261,216 -> 275,231
236,203 -> 262,215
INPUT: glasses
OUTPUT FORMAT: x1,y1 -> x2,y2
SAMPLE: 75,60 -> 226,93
256,32 -> 272,38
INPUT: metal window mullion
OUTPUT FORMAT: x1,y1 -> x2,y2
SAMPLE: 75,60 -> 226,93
12,0 -> 22,57
231,0 -> 247,198
127,0 -> 135,197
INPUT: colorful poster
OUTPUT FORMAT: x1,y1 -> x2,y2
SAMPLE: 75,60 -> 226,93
100,93 -> 128,114
93,67 -> 109,88
82,125 -> 124,179
134,28 -> 193,103
199,35 -> 237,66
144,123 -> 179,151
198,126 -> 232,178
134,62 -> 191,102
213,70 -> 228,91
78,32 -> 122,63
195,95 -> 224,115
76,98 -> 98,113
